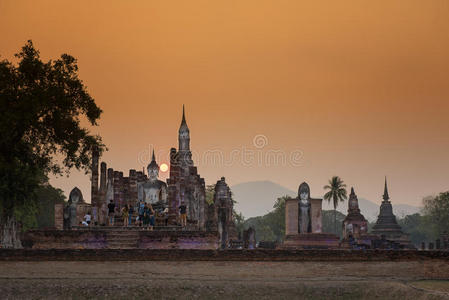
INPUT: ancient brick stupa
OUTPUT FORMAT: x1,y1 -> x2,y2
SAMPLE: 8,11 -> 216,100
166,105 -> 207,229
342,187 -> 368,240
371,178 -> 412,247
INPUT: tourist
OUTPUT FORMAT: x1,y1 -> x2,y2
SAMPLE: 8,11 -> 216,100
121,205 -> 129,228
163,207 -> 169,226
128,204 -> 134,226
138,201 -> 145,227
179,202 -> 187,228
108,200 -> 115,226
148,203 -> 155,231
83,211 -> 92,226
143,203 -> 150,230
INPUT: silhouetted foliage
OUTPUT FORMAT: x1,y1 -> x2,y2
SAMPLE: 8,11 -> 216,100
205,184 -> 215,205
397,213 -> 436,246
423,192 -> 449,237
35,181 -> 66,228
323,176 -> 347,235
322,210 -> 346,238
0,41 -> 104,244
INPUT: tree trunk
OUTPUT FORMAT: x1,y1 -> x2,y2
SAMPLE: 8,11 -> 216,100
0,215 -> 23,249
334,209 -> 337,236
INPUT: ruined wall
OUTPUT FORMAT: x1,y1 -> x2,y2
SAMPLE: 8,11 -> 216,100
285,199 -> 298,235
22,230 -> 219,250
22,230 -> 108,249
54,204 -> 64,230
310,199 -> 322,233
3,248 -> 449,262
138,231 -> 218,249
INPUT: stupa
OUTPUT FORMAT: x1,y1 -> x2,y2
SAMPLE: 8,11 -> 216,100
342,187 -> 368,239
371,178 -> 413,248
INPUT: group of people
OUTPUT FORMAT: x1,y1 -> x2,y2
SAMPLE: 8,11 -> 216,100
81,200 -> 189,229
107,200 -> 157,230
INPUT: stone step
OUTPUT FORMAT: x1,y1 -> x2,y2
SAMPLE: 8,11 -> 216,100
107,239 -> 138,243
107,241 -> 137,245
107,234 -> 139,238
107,244 -> 137,249
107,237 -> 139,240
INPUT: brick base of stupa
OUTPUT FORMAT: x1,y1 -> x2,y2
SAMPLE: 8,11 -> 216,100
281,233 -> 340,249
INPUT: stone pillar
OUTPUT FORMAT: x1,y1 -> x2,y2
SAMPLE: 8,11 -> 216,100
421,242 -> 426,250
310,198 -> 323,233
100,162 -> 107,193
129,169 -> 137,206
119,172 -> 125,209
285,198 -> 299,235
113,171 -> 120,208
106,168 -> 114,202
54,204 -> 63,230
91,148 -> 99,206
198,178 -> 206,230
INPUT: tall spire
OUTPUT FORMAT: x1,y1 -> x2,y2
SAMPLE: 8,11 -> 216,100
182,104 -> 186,124
383,176 -> 390,201
178,105 -> 190,151
179,104 -> 189,132
147,148 -> 159,172
347,186 -> 361,214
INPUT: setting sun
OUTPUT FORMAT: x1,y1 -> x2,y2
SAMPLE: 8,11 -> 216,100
160,163 -> 168,172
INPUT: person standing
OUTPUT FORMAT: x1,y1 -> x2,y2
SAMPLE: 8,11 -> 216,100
148,203 -> 155,231
143,203 -> 150,230
108,200 -> 115,226
179,202 -> 187,228
128,204 -> 134,226
84,211 -> 92,227
121,205 -> 129,227
138,201 -> 145,227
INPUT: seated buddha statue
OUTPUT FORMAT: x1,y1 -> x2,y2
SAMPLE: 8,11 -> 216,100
137,151 -> 168,212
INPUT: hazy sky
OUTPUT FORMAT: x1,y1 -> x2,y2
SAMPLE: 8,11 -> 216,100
1,0 -> 449,209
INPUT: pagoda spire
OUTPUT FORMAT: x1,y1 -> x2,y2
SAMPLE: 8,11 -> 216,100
178,105 -> 190,151
383,176 -> 390,202
151,149 -> 156,162
350,187 -> 355,196
181,104 -> 186,125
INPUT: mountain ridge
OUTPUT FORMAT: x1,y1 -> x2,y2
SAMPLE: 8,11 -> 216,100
232,180 -> 421,221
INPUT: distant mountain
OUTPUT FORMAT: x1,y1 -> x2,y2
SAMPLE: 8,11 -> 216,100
232,181 -> 422,221
232,181 -> 296,218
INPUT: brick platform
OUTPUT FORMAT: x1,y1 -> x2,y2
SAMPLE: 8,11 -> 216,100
282,233 -> 340,249
1,249 -> 448,262
22,228 -> 219,250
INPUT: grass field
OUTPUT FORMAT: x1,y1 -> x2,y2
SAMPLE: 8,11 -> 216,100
0,260 -> 448,299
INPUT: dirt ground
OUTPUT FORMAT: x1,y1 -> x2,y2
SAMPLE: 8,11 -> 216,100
1,260 -> 449,299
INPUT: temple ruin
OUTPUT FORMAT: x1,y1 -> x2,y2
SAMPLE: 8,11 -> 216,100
282,182 -> 340,249
371,178 -> 413,248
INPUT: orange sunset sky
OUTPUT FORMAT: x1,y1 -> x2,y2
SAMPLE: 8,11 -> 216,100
1,0 -> 449,210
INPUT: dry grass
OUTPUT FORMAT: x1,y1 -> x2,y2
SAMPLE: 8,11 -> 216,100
0,261 -> 448,299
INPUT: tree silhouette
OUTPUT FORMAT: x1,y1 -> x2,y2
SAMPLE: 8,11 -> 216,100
0,40 -> 105,247
323,176 -> 347,235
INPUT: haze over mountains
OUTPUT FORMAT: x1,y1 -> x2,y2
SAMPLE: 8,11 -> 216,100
232,181 -> 421,222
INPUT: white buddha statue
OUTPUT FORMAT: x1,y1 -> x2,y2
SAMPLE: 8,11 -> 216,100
298,182 -> 311,234
137,150 -> 167,210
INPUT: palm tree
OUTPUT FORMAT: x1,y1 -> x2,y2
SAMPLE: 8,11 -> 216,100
323,176 -> 347,235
